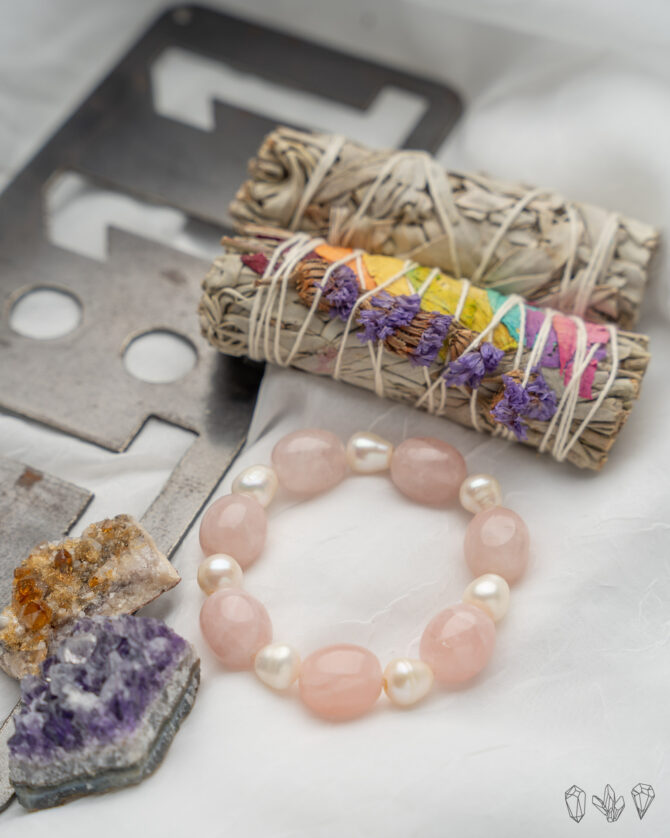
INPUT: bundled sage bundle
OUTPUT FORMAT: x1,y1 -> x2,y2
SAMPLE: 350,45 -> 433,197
230,127 -> 659,329
199,232 -> 649,470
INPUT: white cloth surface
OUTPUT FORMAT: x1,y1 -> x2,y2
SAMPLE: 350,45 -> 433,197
1,1 -> 670,835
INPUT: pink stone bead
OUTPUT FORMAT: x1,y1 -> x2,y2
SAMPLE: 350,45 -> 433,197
199,493 -> 266,569
464,506 -> 529,584
199,588 -> 272,670
272,429 -> 347,496
420,603 -> 496,685
299,644 -> 383,721
390,437 -> 467,506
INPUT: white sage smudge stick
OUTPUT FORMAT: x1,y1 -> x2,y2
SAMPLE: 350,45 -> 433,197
230,127 -> 659,329
199,232 -> 650,471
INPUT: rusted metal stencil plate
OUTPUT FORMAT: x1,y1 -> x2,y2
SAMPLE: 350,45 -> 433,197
0,5 -> 461,811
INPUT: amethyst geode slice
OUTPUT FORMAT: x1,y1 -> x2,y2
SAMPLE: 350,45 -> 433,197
8,615 -> 199,810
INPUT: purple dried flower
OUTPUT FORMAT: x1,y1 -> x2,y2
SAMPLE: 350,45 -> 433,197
479,342 -> 505,373
491,382 -> 530,440
443,341 -> 504,388
319,265 -> 359,321
410,314 -> 452,367
357,291 -> 421,342
501,376 -> 531,412
493,407 -> 529,440
357,301 -> 391,342
444,352 -> 486,387
525,371 -> 558,421
490,376 -> 531,440
490,372 -> 558,440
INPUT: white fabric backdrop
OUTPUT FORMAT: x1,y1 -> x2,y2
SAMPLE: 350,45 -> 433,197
1,1 -> 669,835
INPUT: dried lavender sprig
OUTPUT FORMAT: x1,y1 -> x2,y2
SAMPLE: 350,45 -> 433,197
525,371 -> 559,421
443,342 -> 504,388
490,371 -> 558,439
410,314 -> 453,367
490,376 -> 532,440
319,265 -> 359,320
357,292 -> 421,342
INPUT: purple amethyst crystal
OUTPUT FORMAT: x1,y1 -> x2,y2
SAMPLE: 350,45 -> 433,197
490,371 -> 558,440
319,264 -> 359,320
443,341 -> 504,388
410,314 -> 453,367
8,615 -> 199,811
357,291 -> 421,342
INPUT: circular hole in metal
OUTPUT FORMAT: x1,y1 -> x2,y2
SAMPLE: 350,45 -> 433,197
10,287 -> 82,339
123,329 -> 197,384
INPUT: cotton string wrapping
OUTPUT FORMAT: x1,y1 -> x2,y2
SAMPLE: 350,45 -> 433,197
242,237 -> 620,462
282,148 -> 622,452
331,148 -> 462,280
203,235 -> 649,469
288,135 -> 347,232
276,142 -> 623,325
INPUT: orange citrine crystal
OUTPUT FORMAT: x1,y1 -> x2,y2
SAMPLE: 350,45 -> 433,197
18,600 -> 51,631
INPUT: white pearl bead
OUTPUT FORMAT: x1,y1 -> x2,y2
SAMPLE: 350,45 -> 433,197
346,432 -> 393,474
254,643 -> 301,690
383,658 -> 434,707
197,554 -> 243,595
459,473 -> 503,514
232,464 -> 278,507
463,574 -> 510,622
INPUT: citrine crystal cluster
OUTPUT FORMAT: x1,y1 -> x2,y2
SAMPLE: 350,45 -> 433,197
0,515 -> 180,679
8,615 -> 199,810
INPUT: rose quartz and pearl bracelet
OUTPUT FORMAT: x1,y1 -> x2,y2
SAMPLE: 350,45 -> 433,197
197,430 -> 529,721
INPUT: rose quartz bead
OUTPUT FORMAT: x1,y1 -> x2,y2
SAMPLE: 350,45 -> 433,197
199,493 -> 267,569
272,429 -> 347,496
464,506 -> 529,584
299,644 -> 382,721
390,437 -> 466,506
199,588 -> 272,670
420,603 -> 496,685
